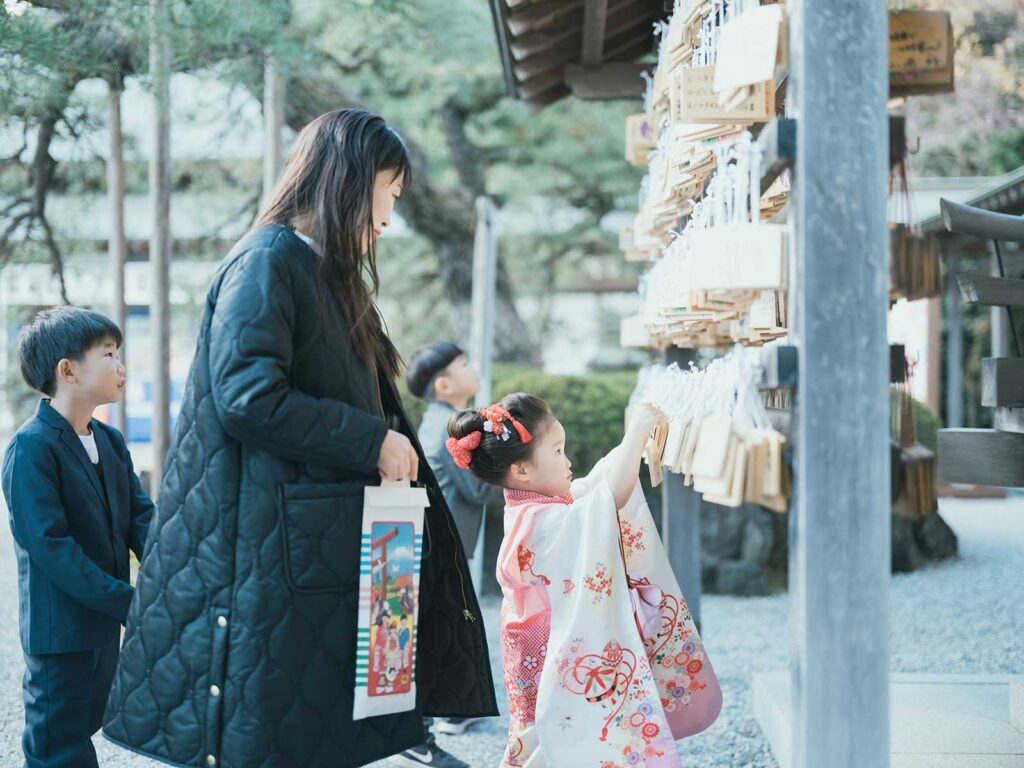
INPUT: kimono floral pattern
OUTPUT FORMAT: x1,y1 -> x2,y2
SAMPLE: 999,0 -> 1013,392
584,561 -> 613,603
518,544 -> 551,585
618,517 -> 648,559
555,638 -> 679,767
644,599 -> 710,713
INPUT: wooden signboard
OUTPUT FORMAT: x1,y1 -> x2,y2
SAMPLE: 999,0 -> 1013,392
688,223 -> 787,291
675,66 -> 774,125
889,10 -> 954,97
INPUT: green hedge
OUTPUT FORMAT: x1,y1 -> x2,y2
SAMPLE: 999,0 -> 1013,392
400,364 -> 638,475
913,398 -> 941,452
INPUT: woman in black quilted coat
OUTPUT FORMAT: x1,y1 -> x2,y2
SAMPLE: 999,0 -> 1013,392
103,110 -> 497,767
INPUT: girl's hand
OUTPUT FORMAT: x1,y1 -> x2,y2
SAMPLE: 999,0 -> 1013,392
628,402 -> 668,442
378,429 -> 419,482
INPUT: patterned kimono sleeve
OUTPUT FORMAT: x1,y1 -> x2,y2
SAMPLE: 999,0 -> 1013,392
616,481 -> 723,740
530,478 -> 686,768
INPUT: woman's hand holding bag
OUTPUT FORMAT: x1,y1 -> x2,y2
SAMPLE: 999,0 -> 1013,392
377,429 -> 419,482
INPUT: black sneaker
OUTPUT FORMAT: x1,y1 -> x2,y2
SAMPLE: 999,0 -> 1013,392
432,717 -> 480,736
392,733 -> 470,768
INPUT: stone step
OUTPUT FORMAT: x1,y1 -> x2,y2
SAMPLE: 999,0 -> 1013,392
1011,677 -> 1024,735
754,672 -> 1024,768
938,428 -> 1024,487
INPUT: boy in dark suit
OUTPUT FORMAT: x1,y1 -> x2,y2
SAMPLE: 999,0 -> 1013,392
1,306 -> 153,768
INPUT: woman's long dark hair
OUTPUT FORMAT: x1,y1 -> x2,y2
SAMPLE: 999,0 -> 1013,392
256,108 -> 411,379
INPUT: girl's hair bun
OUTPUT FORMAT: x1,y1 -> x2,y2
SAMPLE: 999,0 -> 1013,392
445,393 -> 553,486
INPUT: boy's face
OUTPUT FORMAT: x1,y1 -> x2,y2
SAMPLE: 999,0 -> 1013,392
434,354 -> 480,402
510,418 -> 573,498
57,336 -> 126,405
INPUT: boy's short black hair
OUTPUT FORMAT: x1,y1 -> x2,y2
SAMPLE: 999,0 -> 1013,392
405,341 -> 464,400
16,306 -> 124,396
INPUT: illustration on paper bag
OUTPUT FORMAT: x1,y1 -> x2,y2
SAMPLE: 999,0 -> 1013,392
367,521 -> 416,697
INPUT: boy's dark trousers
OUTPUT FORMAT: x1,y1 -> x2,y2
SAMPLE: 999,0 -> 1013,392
22,640 -> 119,768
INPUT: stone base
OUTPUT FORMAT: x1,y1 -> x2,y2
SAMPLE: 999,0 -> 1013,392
1011,678 -> 1024,735
753,672 -> 1024,767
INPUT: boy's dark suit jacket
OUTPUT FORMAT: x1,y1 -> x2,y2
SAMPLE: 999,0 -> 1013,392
1,399 -> 153,655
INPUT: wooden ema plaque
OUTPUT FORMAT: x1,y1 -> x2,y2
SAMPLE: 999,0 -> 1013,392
687,223 -> 787,291
713,4 -> 784,93
625,113 -> 659,165
674,66 -> 773,125
889,10 -> 954,97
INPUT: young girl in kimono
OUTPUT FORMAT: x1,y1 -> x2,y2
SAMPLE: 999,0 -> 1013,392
446,394 -> 722,768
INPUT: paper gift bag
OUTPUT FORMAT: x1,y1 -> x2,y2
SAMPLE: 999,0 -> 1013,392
353,483 -> 428,721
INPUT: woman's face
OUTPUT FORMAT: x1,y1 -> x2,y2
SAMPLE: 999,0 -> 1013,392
363,170 -> 404,253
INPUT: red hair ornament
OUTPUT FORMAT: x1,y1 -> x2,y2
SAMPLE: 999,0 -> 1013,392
445,404 -> 534,469
445,431 -> 482,469
481,404 -> 533,444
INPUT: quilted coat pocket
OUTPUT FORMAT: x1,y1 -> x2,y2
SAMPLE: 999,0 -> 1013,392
279,482 -> 364,593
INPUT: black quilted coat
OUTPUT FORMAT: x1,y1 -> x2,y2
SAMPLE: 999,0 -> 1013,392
103,224 -> 497,768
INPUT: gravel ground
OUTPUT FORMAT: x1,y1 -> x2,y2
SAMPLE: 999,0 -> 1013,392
1,495 -> 1021,768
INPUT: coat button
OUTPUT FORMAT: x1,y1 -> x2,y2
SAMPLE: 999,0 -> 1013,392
217,616 -> 227,628
210,685 -> 221,697
206,757 -> 217,766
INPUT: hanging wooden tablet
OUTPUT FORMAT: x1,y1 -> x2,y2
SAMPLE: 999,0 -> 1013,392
678,413 -> 703,475
762,430 -> 782,498
688,223 -> 787,291
662,419 -> 689,469
672,420 -> 694,474
744,433 -> 766,503
625,113 -> 659,166
646,422 -> 670,467
713,4 -> 784,94
889,10 -> 954,97
676,66 -> 774,124
703,439 -> 748,508
690,415 -> 733,479
620,314 -> 652,349
694,432 -> 737,496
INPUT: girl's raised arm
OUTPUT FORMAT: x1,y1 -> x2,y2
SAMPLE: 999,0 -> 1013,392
604,403 -> 667,509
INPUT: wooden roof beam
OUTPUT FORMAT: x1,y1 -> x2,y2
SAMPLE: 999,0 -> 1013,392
581,0 -> 609,66
517,66 -> 567,98
511,28 -> 580,61
524,84 -> 573,113
507,0 -> 583,37
510,0 -> 653,60
564,62 -> 648,99
603,21 -> 658,59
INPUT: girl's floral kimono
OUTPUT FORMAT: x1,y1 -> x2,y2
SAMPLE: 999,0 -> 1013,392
497,454 -> 722,767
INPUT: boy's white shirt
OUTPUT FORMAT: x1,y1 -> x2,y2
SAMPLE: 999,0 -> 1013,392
79,430 -> 99,465
498,452 -> 722,767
